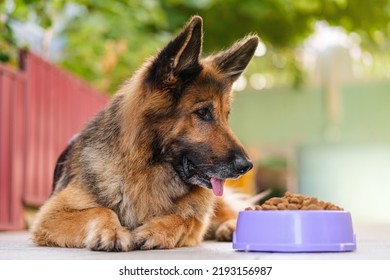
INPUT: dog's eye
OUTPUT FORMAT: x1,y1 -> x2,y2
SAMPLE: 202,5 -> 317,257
195,107 -> 213,121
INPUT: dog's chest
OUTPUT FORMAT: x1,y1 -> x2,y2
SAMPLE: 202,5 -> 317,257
115,176 -> 190,229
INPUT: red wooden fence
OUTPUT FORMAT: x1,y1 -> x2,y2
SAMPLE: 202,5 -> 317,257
0,63 -> 26,230
0,51 -> 108,230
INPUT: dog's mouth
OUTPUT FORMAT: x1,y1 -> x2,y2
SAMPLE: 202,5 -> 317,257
182,156 -> 226,196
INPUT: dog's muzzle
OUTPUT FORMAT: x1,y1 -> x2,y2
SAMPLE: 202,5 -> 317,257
181,153 -> 253,196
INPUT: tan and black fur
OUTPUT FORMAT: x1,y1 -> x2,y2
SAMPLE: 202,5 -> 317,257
31,16 -> 258,251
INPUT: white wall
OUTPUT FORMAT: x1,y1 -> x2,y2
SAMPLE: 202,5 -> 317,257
298,144 -> 390,223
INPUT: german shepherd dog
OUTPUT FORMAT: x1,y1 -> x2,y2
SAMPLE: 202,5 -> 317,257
31,16 -> 258,251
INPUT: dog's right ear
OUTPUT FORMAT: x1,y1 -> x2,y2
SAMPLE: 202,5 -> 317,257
146,16 -> 203,90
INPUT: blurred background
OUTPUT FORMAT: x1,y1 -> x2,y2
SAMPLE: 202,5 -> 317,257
1,0 -> 390,229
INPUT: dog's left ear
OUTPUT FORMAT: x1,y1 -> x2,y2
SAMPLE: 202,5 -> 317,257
211,35 -> 259,82
147,16 -> 203,89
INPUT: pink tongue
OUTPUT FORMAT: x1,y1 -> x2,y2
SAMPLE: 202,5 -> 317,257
210,178 -> 225,196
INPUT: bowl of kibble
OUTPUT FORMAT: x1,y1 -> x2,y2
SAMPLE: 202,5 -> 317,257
233,192 -> 356,252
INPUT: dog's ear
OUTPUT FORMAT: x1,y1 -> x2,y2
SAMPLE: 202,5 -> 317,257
147,16 -> 203,89
212,35 -> 259,82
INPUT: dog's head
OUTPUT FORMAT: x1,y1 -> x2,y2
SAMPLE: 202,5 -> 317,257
141,16 -> 258,196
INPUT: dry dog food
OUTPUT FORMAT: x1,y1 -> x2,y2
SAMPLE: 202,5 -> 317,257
246,192 -> 344,211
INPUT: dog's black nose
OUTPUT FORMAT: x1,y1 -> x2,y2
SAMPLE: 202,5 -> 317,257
233,155 -> 253,175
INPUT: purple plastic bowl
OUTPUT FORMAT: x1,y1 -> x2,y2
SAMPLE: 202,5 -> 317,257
233,210 -> 356,252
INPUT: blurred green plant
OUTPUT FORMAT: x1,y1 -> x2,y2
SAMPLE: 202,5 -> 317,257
1,0 -> 390,93
0,19 -> 16,63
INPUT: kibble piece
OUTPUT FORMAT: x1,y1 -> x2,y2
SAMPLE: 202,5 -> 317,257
285,192 -> 293,198
302,199 -> 311,206
287,204 -> 298,210
308,197 -> 318,205
262,204 -> 278,210
254,205 -> 263,210
268,197 -> 283,205
318,201 -> 326,208
306,204 -> 323,210
277,203 -> 287,210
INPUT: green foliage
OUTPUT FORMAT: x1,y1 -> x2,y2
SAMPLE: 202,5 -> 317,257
0,20 -> 15,63
2,0 -> 390,93
60,0 -> 169,92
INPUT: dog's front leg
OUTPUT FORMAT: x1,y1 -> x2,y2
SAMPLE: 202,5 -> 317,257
132,214 -> 202,249
31,184 -> 134,251
133,188 -> 215,250
208,197 -> 238,241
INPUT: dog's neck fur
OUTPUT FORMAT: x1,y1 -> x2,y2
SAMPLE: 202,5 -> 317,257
116,61 -> 166,168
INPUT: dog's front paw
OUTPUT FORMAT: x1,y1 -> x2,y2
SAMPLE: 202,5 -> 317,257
133,221 -> 181,250
84,225 -> 134,252
215,219 -> 236,242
